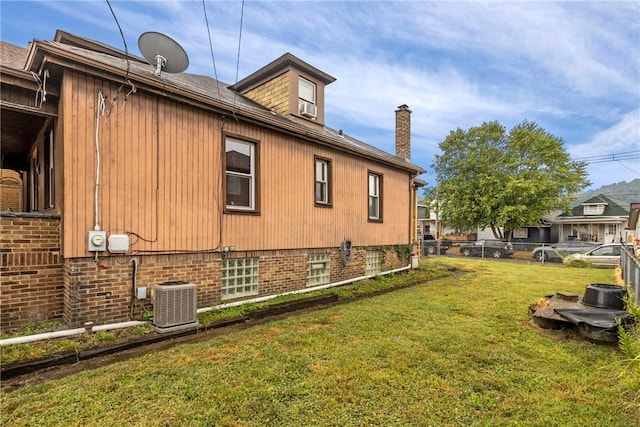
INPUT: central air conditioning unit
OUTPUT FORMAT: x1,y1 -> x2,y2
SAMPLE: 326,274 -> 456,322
152,281 -> 198,333
299,101 -> 317,118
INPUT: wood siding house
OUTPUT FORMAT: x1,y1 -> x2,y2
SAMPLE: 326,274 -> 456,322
1,31 -> 424,329
554,194 -> 629,243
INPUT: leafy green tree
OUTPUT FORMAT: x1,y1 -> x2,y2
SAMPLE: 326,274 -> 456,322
420,186 -> 436,205
437,120 -> 590,239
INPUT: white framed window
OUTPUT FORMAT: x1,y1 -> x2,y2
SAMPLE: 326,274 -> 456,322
298,77 -> 317,118
225,137 -> 256,211
221,258 -> 259,299
365,251 -> 381,276
299,77 -> 316,103
315,156 -> 331,206
583,204 -> 605,215
307,253 -> 330,286
368,172 -> 382,221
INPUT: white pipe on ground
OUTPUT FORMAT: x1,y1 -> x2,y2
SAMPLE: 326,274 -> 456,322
2,264 -> 411,346
0,321 -> 145,347
197,264 -> 411,313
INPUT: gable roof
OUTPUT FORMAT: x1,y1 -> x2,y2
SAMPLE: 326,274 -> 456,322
9,30 -> 423,175
559,194 -> 629,218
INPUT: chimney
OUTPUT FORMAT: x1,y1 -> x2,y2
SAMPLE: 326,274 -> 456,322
395,104 -> 411,161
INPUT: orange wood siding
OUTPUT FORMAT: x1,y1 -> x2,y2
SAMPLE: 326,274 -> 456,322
61,72 -> 411,258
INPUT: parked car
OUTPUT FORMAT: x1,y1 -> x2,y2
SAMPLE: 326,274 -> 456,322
530,241 -> 601,263
459,240 -> 514,258
421,234 -> 452,255
563,243 -> 622,268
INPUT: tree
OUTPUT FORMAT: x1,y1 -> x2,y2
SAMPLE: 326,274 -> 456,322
437,120 -> 590,239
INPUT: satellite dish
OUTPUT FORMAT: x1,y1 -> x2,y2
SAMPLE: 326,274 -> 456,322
138,31 -> 189,77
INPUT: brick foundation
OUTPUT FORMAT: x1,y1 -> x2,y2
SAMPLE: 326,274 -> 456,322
1,217 -> 410,329
62,246 -> 409,327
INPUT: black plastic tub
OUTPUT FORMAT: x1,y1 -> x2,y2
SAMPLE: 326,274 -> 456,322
581,284 -> 627,310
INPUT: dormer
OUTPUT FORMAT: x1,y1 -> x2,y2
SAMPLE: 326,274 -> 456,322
582,201 -> 607,216
230,53 -> 336,127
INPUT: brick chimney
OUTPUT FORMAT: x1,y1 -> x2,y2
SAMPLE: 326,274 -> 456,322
395,104 -> 411,161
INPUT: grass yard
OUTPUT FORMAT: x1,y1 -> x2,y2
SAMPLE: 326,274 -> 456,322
2,258 -> 638,426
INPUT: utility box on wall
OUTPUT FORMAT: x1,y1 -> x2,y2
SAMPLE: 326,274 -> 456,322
108,234 -> 129,253
87,230 -> 107,252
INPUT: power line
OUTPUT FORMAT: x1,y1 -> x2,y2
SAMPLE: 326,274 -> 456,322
201,0 -> 222,100
573,150 -> 640,164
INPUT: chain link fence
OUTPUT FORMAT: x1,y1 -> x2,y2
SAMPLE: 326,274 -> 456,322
621,244 -> 640,305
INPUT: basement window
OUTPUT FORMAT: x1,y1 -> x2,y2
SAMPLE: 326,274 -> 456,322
221,258 -> 259,299
365,251 -> 382,276
307,253 -> 330,286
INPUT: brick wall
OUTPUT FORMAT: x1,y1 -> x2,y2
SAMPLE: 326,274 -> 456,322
395,104 -> 411,161
243,72 -> 290,116
1,213 -> 63,330
62,246 -> 409,327
63,253 -> 222,326
1,228 -> 409,329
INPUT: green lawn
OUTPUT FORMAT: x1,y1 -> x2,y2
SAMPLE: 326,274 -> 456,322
2,258 -> 638,426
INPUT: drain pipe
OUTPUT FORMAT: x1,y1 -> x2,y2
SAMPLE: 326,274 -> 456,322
0,321 -> 145,347
198,264 -> 411,313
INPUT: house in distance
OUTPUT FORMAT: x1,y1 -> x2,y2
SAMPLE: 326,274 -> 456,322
0,30 -> 424,330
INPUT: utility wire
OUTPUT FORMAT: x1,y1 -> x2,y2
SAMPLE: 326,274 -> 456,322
105,0 -> 130,82
573,150 -> 640,163
202,0 -> 222,101
231,0 -> 245,118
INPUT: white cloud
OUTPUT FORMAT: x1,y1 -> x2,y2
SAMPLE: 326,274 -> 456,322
3,0 -> 637,188
571,109 -> 640,157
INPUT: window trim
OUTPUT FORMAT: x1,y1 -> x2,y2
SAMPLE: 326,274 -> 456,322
314,155 -> 332,208
367,170 -> 383,222
223,134 -> 260,215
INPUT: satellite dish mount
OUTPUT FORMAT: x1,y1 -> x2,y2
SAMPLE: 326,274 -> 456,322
152,55 -> 167,77
138,32 -> 189,77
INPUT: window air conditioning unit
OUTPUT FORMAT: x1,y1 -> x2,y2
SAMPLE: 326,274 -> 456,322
152,282 -> 198,333
300,101 -> 317,118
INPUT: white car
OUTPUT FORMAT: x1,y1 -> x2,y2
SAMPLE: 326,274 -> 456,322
563,243 -> 622,268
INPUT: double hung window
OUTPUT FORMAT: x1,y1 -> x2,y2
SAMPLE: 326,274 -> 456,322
314,156 -> 332,206
298,77 -> 317,118
225,137 -> 257,211
368,172 -> 382,221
